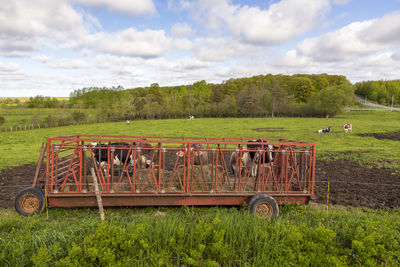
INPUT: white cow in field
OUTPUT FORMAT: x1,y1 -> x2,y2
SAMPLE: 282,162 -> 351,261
318,127 -> 331,133
188,115 -> 194,120
343,123 -> 352,133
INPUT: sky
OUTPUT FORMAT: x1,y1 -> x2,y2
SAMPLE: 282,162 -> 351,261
1,0 -> 400,97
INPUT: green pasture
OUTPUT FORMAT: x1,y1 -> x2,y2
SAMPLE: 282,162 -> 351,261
0,204 -> 399,266
1,111 -> 400,170
1,112 -> 400,266
0,107 -> 94,129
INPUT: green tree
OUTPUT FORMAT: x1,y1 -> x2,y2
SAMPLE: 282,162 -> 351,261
290,77 -> 315,103
311,84 -> 354,117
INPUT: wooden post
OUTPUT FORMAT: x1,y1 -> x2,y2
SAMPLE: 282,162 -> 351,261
32,143 -> 46,187
91,168 -> 105,221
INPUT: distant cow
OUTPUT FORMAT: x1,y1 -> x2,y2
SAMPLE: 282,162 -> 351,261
318,127 -> 331,133
343,123 -> 352,133
188,115 -> 194,120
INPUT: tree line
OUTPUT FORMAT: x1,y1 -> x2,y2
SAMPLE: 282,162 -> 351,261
355,80 -> 400,106
68,74 -> 355,120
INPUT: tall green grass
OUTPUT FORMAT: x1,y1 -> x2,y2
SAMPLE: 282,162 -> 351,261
1,111 -> 400,170
0,205 -> 399,266
1,112 -> 400,266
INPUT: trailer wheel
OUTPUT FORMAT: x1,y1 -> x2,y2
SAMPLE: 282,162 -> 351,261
14,187 -> 45,216
248,194 -> 279,219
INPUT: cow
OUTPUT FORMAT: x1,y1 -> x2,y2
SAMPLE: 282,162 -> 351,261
91,142 -> 154,168
318,127 -> 331,133
343,123 -> 352,133
246,139 -> 277,177
91,142 -> 134,167
175,143 -> 208,165
138,142 -> 154,168
191,143 -> 208,165
188,115 -> 194,120
229,151 -> 251,175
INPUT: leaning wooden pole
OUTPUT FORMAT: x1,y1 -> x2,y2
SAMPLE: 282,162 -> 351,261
91,168 -> 105,221
32,142 -> 46,187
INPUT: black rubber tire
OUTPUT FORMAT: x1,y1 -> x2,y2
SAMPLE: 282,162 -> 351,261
14,187 -> 45,216
248,194 -> 279,219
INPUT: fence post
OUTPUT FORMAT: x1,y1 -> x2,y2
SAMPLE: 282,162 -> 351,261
326,181 -> 330,214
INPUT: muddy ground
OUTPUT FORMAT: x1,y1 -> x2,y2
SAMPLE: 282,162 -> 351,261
357,131 -> 400,141
1,160 -> 399,209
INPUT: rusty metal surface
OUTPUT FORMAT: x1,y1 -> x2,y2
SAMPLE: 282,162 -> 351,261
33,135 -> 315,207
48,194 -> 310,207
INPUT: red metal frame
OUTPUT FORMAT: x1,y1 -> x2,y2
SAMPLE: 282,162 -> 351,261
34,135 -> 316,207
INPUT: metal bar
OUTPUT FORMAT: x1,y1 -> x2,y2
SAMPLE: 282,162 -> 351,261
186,144 -> 191,194
47,136 -> 314,147
32,142 -> 46,187
47,194 -> 311,207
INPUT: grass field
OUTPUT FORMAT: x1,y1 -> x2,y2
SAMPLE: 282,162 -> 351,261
1,112 -> 400,266
1,111 -> 400,170
0,107 -> 94,129
0,204 -> 399,266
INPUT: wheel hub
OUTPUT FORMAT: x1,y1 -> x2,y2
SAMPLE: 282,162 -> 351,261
19,194 -> 39,213
255,202 -> 273,219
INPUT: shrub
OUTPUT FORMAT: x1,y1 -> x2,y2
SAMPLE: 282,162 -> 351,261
70,111 -> 86,123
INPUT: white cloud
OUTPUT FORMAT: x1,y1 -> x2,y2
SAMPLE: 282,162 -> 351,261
0,62 -> 20,72
72,0 -> 156,16
392,51 -> 400,61
157,57 -> 215,71
192,0 -> 330,44
171,23 -> 194,37
32,55 -> 52,63
90,28 -> 170,58
49,58 -> 90,69
297,11 -> 400,62
331,0 -> 351,5
0,0 -> 93,57
364,12 -> 400,44
193,37 -> 254,62
167,0 -> 193,11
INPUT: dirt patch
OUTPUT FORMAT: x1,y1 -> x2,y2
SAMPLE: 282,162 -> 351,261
0,165 -> 36,208
314,160 -> 400,208
358,131 -> 400,141
1,159 -> 400,209
252,127 -> 287,132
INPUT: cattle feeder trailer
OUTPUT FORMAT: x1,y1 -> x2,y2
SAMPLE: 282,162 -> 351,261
14,135 -> 316,219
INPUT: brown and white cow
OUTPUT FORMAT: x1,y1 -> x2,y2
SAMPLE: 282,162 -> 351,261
343,123 -> 352,133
